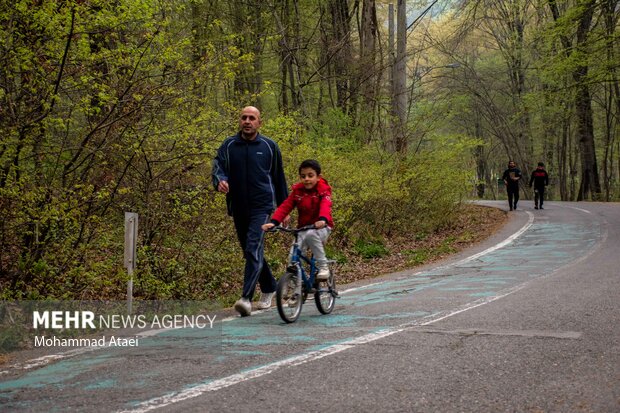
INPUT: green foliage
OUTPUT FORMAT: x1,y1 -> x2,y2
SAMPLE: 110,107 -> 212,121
354,239 -> 389,259
324,245 -> 347,265
404,248 -> 430,266
0,2 -> 481,304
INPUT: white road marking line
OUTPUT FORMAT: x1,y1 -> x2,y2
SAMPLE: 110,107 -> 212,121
118,213 -> 539,413
444,211 -> 534,266
0,346 -> 103,375
125,229 -> 608,413
119,284 -> 527,413
563,205 -> 592,214
341,211 -> 535,295
3,212 -> 535,376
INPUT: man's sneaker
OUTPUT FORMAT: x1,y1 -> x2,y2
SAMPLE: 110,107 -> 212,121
257,292 -> 274,309
234,298 -> 251,317
316,266 -> 330,281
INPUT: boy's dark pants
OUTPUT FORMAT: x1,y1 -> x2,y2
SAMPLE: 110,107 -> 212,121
534,187 -> 545,208
233,210 -> 277,300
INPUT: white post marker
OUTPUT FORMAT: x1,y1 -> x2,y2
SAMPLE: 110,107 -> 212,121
124,212 -> 138,314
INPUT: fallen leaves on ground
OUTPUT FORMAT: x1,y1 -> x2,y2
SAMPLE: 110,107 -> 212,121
336,204 -> 508,285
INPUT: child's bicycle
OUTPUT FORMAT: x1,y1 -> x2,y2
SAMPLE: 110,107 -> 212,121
268,225 -> 338,323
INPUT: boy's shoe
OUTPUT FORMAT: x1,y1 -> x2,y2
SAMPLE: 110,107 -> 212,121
256,292 -> 274,309
234,298 -> 251,317
316,266 -> 330,281
535,205 -> 538,209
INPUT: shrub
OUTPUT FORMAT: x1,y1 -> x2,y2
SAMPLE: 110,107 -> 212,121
354,239 -> 389,259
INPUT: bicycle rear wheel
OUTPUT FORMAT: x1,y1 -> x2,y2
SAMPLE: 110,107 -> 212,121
314,269 -> 336,314
276,271 -> 302,323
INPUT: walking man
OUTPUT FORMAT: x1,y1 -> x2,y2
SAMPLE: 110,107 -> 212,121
529,162 -> 549,209
212,106 -> 289,316
502,160 -> 522,211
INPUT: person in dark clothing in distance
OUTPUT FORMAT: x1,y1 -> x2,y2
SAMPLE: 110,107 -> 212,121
502,160 -> 522,211
529,162 -> 549,209
212,106 -> 289,317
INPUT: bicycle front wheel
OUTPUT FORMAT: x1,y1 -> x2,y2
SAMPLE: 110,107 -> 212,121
314,269 -> 336,314
276,271 -> 302,323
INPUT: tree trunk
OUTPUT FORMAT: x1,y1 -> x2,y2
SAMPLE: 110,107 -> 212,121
358,0 -> 379,138
573,0 -> 601,200
230,1 -> 264,102
392,0 -> 408,153
329,0 -> 352,112
601,0 -> 620,200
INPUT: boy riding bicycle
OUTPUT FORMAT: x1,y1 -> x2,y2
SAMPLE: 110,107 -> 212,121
262,159 -> 333,280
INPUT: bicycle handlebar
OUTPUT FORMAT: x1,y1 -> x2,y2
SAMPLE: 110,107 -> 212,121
267,224 -> 316,234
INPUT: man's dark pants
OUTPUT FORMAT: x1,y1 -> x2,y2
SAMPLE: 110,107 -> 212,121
233,210 -> 277,300
507,186 -> 519,209
534,186 -> 545,208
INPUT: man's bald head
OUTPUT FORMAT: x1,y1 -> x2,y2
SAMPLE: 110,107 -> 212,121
239,106 -> 262,140
242,106 -> 261,118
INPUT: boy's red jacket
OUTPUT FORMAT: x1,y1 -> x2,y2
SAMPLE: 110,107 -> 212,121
271,178 -> 334,228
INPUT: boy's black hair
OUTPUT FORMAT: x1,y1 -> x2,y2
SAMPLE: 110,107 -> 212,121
538,162 -> 545,167
299,159 -> 321,175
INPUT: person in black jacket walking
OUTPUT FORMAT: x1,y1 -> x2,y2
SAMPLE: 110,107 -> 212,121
212,106 -> 289,316
529,162 -> 549,209
502,160 -> 522,211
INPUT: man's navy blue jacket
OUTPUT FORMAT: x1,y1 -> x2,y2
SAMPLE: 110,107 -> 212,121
212,132 -> 288,216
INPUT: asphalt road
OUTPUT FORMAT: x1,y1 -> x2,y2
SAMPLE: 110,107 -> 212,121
1,201 -> 619,412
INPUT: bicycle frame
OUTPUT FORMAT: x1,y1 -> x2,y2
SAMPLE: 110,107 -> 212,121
288,231 -> 317,294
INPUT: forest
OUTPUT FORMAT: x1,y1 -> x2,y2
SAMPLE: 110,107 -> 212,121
0,0 -> 618,302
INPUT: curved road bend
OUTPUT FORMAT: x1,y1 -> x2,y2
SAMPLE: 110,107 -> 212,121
0,201 -> 618,412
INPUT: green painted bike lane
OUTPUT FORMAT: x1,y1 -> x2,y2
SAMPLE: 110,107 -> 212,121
0,204 -> 603,412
